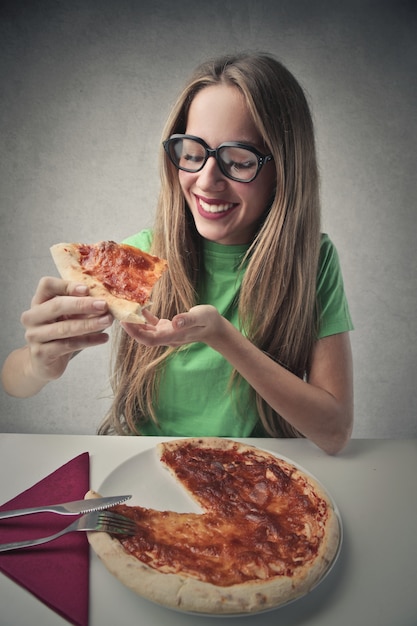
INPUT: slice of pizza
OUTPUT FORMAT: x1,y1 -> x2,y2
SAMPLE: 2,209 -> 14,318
85,438 -> 341,615
50,241 -> 167,323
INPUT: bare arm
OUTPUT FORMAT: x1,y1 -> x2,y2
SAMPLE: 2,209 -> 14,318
207,320 -> 353,455
122,306 -> 353,454
1,277 -> 113,398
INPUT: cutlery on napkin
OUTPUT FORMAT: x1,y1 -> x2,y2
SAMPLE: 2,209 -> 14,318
0,452 -> 91,626
0,494 -> 132,519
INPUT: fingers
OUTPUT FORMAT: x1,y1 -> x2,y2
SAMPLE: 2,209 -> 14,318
172,315 -> 186,330
171,305 -> 218,331
24,311 -> 113,345
31,277 -> 88,306
21,276 -> 114,346
121,314 -> 191,347
31,330 -> 110,364
122,306 -> 221,347
120,321 -> 158,343
141,307 -> 159,326
16,276 -> 114,385
22,294 -> 109,327
25,330 -> 111,384
121,318 -> 174,346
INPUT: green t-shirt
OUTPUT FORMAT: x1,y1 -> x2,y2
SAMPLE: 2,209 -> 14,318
123,230 -> 353,437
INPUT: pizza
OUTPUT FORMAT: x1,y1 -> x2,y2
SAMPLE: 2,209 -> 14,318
50,241 -> 167,323
86,438 -> 340,615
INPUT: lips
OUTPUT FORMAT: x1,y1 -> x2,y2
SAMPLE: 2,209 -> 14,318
195,195 -> 237,218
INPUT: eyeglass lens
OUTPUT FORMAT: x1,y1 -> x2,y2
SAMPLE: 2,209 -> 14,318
168,137 -> 260,182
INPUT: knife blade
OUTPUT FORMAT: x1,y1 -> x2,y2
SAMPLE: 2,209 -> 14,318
0,495 -> 132,519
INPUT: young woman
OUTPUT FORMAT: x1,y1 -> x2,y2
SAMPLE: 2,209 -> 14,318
1,53 -> 354,454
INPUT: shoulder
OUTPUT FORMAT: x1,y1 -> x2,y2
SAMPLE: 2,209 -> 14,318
317,234 -> 354,338
319,233 -> 338,264
318,234 -> 343,285
122,229 -> 153,252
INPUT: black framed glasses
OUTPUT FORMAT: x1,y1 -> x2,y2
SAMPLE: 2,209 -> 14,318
163,134 -> 273,183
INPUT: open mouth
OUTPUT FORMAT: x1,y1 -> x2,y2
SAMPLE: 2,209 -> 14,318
196,196 -> 237,217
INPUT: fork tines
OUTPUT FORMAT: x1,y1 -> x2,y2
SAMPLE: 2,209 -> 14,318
98,511 -> 137,535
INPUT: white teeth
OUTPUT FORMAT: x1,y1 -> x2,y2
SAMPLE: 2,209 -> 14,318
199,198 -> 234,214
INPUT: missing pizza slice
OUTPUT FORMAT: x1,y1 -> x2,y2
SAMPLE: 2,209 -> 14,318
50,241 -> 167,323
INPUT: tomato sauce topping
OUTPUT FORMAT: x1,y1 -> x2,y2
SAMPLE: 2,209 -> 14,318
77,241 -> 162,304
114,443 -> 328,586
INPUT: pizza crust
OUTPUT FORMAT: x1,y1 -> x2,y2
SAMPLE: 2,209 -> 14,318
50,242 -> 151,323
86,439 -> 341,614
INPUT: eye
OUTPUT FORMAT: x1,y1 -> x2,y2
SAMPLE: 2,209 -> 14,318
221,147 -> 258,176
230,159 -> 256,171
182,152 -> 205,164
177,139 -> 206,168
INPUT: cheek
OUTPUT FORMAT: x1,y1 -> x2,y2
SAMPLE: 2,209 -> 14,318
254,172 -> 276,210
246,183 -> 274,216
178,171 -> 193,197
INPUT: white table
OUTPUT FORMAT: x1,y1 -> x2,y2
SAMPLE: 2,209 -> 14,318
0,434 -> 416,626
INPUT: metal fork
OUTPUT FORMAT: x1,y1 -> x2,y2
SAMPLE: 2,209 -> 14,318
0,510 -> 137,552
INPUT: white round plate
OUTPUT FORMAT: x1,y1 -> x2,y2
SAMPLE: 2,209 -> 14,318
97,444 -> 343,617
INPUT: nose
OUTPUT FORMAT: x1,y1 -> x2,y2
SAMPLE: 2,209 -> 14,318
197,155 -> 228,190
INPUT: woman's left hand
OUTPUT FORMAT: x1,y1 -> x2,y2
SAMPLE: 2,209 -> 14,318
120,305 -> 223,347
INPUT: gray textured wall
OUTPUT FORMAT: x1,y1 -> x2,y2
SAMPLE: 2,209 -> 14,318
1,0 -> 416,437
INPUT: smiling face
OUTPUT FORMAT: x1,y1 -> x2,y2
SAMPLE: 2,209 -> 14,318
178,84 -> 276,246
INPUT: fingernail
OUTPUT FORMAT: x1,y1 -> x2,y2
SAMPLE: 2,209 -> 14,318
98,314 -> 112,325
75,284 -> 88,295
93,300 -> 107,311
176,317 -> 185,328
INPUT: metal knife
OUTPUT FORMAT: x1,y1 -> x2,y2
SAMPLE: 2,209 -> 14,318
0,495 -> 132,520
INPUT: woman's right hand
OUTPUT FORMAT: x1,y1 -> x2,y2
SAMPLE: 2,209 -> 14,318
18,276 -> 113,387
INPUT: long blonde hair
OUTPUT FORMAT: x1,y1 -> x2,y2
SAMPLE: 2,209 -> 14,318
98,52 -> 321,437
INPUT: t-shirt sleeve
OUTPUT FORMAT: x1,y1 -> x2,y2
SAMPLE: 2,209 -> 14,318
317,234 -> 354,339
122,229 -> 153,252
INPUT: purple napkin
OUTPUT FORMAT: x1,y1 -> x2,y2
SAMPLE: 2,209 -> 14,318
0,452 -> 90,626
